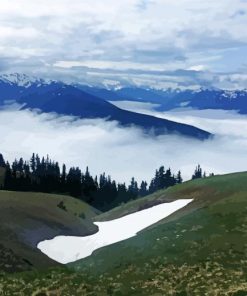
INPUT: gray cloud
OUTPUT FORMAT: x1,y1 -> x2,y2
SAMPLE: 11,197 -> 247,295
0,0 -> 247,88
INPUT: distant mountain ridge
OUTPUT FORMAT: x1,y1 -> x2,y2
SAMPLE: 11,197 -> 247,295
3,74 -> 246,114
0,74 -> 211,139
79,85 -> 247,114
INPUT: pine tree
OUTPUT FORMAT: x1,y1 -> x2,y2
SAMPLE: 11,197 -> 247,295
0,154 -> 6,167
0,152 -> 197,211
139,181 -> 148,196
30,153 -> 36,173
67,167 -> 82,197
128,177 -> 139,199
149,169 -> 159,193
176,171 -> 183,184
158,166 -> 166,189
4,162 -> 13,190
192,165 -> 203,180
81,167 -> 98,204
61,164 -> 67,189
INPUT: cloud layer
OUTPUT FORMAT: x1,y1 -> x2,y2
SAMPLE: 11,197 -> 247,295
1,105 -> 247,185
0,0 -> 247,88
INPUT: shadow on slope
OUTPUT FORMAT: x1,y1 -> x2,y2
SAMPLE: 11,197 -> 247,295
0,191 -> 99,272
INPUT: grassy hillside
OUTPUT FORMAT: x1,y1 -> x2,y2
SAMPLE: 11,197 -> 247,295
97,172 -> 247,222
1,173 -> 247,295
0,190 -> 99,272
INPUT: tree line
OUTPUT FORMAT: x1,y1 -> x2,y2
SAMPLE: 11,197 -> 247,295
0,153 -> 211,211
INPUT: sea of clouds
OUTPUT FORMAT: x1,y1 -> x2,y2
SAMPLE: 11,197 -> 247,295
1,103 -> 247,185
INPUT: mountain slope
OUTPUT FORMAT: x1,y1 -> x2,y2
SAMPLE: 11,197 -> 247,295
19,85 -> 211,139
0,74 -> 211,139
71,172 -> 247,295
2,172 -> 247,295
81,85 -> 247,114
96,173 -> 226,221
0,191 -> 99,272
79,85 -> 168,104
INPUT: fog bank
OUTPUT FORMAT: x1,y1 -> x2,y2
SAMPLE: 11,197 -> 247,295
1,105 -> 247,184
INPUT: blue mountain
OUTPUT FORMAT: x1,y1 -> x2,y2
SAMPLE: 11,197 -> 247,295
0,74 -> 210,139
164,89 -> 247,114
78,85 -> 169,105
19,85 -> 210,139
80,85 -> 247,114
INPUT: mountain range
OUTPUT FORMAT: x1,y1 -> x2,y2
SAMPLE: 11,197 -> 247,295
79,84 -> 247,114
0,74 -> 210,140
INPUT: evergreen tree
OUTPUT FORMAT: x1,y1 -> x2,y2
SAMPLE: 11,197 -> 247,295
0,154 -> 6,167
165,168 -> 177,187
176,171 -> 183,184
67,167 -> 82,197
192,165 -> 203,180
128,177 -> 139,199
30,153 -> 36,173
81,166 -> 98,203
0,152 -> 193,212
116,183 -> 128,204
149,166 -> 178,193
61,164 -> 67,190
4,162 -> 13,190
139,181 -> 148,197
35,154 -> 41,171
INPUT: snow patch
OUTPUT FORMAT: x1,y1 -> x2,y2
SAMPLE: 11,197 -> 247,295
38,199 -> 193,264
221,91 -> 238,100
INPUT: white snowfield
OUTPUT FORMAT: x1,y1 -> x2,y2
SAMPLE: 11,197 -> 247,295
38,199 -> 193,264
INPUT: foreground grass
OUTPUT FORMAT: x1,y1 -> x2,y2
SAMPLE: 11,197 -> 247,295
1,259 -> 247,295
1,173 -> 247,295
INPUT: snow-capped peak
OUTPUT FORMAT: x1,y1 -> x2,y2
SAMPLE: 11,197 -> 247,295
0,73 -> 53,88
220,89 -> 247,100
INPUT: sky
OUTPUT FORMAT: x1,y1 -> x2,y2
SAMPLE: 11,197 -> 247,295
0,0 -> 247,89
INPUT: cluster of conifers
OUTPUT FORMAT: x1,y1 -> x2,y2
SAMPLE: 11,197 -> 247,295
0,153 -> 208,211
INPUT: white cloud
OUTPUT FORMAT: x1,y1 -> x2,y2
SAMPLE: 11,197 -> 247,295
53,60 -> 185,72
1,106 -> 247,185
187,65 -> 208,71
111,100 -> 247,137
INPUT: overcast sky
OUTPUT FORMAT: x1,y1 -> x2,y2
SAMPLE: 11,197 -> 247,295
0,0 -> 247,89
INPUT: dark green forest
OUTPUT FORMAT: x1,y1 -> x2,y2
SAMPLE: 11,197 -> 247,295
0,153 -> 209,211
